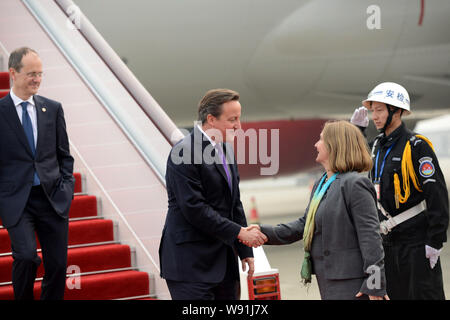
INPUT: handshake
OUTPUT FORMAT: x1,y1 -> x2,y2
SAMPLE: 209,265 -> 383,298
237,225 -> 267,248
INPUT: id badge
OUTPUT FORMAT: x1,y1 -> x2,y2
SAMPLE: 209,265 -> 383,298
374,182 -> 381,200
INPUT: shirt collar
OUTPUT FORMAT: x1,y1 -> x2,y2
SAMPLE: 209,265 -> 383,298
196,124 -> 217,147
10,89 -> 35,108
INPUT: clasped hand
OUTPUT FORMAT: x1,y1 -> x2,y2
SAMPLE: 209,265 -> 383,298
238,225 -> 267,248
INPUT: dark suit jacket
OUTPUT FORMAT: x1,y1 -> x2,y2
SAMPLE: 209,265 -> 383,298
261,172 -> 386,296
0,93 -> 74,228
159,126 -> 253,283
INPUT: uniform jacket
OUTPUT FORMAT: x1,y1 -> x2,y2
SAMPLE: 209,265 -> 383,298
159,126 -> 253,283
261,172 -> 386,296
0,93 -> 74,228
370,122 -> 449,249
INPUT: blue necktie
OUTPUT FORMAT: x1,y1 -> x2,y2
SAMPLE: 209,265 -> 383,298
21,102 -> 40,186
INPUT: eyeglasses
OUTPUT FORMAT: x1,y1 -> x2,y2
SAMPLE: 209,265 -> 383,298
25,72 -> 43,78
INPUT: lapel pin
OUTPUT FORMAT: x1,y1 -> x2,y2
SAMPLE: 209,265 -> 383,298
42,107 -> 47,112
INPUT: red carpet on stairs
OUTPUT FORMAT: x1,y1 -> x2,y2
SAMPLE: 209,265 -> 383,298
0,270 -> 150,300
73,172 -> 83,194
0,72 -> 9,90
68,195 -> 98,218
0,219 -> 114,253
0,173 -> 151,300
0,244 -> 132,283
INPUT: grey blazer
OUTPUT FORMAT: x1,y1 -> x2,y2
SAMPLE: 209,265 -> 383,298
260,171 -> 386,296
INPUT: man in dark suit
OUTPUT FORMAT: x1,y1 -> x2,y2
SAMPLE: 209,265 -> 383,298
0,47 -> 74,300
159,88 -> 267,300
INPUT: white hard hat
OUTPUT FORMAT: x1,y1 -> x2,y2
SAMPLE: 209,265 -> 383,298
362,82 -> 411,115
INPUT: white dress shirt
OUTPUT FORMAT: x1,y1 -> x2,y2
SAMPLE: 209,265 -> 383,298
10,89 -> 38,148
197,124 -> 232,182
197,124 -> 217,147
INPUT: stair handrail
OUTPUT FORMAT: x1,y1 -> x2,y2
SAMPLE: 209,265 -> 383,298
22,0 -> 184,184
0,42 -> 9,71
53,0 -> 184,148
69,140 -> 161,273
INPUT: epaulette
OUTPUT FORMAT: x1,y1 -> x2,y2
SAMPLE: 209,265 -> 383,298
411,134 -> 434,151
409,135 -> 422,147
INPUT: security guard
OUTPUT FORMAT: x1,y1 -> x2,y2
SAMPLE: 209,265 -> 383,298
351,82 -> 449,300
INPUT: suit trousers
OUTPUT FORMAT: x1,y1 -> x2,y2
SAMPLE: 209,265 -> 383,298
383,239 -> 445,300
166,247 -> 240,300
6,185 -> 69,300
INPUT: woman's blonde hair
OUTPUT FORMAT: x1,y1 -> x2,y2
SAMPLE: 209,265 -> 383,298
322,120 -> 372,173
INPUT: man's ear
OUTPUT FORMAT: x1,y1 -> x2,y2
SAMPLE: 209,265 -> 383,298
388,106 -> 401,118
206,114 -> 215,127
9,68 -> 16,82
394,108 -> 403,119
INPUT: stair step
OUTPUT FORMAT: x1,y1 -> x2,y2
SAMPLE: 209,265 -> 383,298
69,195 -> 98,219
0,244 -> 131,283
0,72 -> 9,90
73,172 -> 83,194
67,270 -> 150,300
0,270 -> 149,300
0,194 -> 98,228
0,219 -> 114,254
0,170 -> 152,299
67,219 -> 115,246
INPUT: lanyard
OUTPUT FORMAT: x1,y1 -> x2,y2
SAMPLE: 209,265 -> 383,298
374,142 -> 396,183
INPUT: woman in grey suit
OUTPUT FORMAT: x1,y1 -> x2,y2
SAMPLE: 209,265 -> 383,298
254,121 -> 389,300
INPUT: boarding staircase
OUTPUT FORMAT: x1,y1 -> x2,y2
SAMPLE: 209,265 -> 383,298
0,172 -> 152,300
0,0 -> 178,299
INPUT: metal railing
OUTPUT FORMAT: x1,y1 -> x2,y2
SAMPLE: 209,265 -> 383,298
0,41 -> 9,71
22,0 -> 183,184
